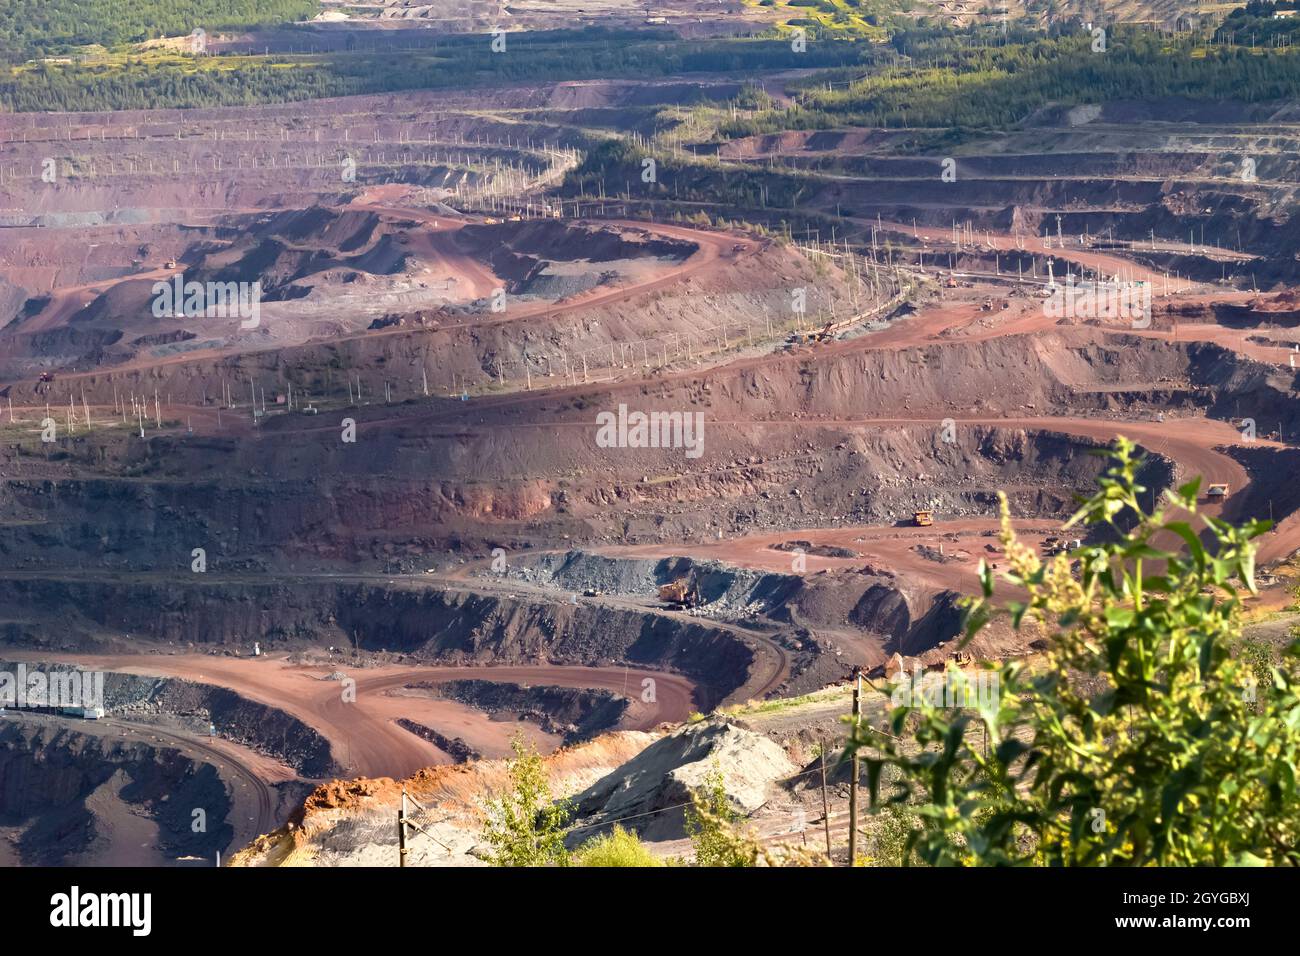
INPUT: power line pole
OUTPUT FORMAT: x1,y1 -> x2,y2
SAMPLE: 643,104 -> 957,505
819,738 -> 832,859
398,786 -> 409,868
848,667 -> 861,867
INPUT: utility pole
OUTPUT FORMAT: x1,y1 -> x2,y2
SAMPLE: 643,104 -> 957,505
848,667 -> 862,867
398,786 -> 409,867
819,738 -> 832,859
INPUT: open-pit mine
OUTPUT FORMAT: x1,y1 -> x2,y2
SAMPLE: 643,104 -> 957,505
0,2 -> 1297,885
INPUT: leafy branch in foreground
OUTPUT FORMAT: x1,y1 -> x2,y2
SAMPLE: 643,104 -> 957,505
850,437 -> 1300,866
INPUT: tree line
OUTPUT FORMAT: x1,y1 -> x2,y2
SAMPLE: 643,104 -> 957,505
0,32 -> 869,113
0,0 -> 318,62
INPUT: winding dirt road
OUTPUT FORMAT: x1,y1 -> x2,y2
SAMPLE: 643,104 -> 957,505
3,649 -> 697,780
107,718 -> 282,857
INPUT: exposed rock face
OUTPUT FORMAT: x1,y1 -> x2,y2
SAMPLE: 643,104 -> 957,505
395,719 -> 481,763
567,719 -> 797,841
0,718 -> 232,865
1216,290 -> 1300,328
0,665 -> 339,778
103,673 -> 339,777
0,583 -> 752,707
417,679 -> 629,744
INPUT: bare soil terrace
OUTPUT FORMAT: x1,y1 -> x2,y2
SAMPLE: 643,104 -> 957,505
2,68 -> 1298,865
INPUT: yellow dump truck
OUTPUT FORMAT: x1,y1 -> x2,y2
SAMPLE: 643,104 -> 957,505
657,580 -> 697,607
913,509 -> 934,527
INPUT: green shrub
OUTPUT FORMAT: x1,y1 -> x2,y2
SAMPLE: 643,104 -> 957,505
851,439 -> 1300,866
572,825 -> 663,867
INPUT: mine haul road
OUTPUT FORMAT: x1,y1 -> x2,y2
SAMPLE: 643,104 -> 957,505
1,647 -> 698,780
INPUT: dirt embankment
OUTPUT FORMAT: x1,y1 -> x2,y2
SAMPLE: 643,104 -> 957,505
394,719 -> 481,763
0,336 -> 1229,566
0,431 -> 1113,572
0,581 -> 751,711
1187,341 -> 1300,442
0,216 -> 851,411
494,549 -> 805,616
1216,291 -> 1300,329
103,672 -> 337,776
1226,444 -> 1300,531
452,218 -> 696,272
416,678 -> 630,744
231,729 -> 661,867
5,313 -> 1250,553
0,717 -> 232,866
490,548 -> 971,672
721,110 -> 1300,265
0,662 -> 336,776
566,718 -> 797,841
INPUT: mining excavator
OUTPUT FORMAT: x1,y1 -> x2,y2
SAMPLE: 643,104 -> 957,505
786,322 -> 836,347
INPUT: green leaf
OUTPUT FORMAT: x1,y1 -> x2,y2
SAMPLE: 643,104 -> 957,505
1176,477 -> 1203,502
1163,521 -> 1206,571
995,738 -> 1029,765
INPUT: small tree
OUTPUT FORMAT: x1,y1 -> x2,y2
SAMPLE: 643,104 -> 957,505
684,763 -> 759,867
851,439 -> 1300,866
682,761 -> 831,867
480,734 -> 572,867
